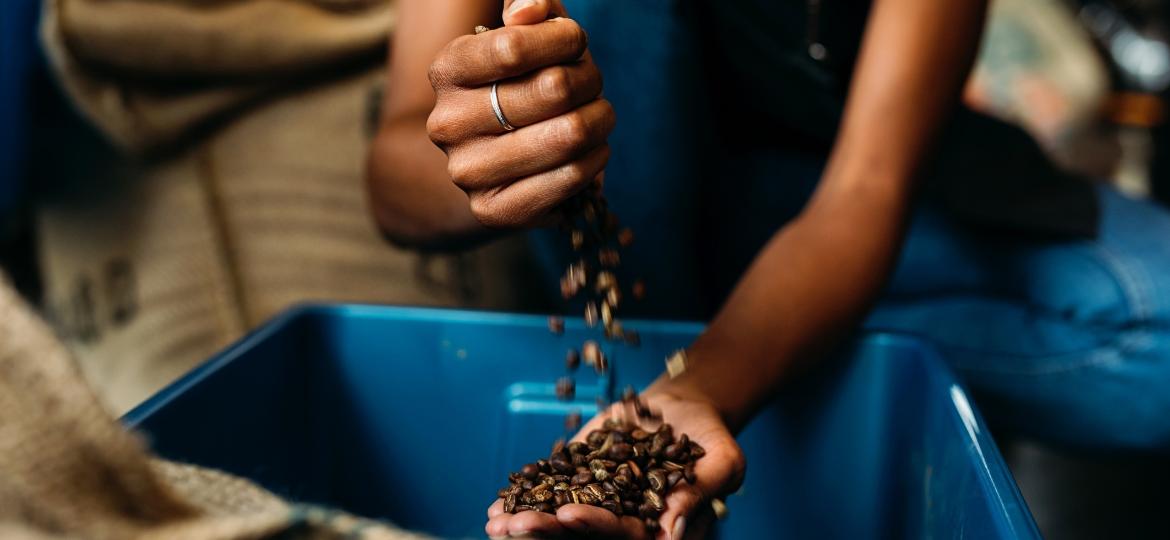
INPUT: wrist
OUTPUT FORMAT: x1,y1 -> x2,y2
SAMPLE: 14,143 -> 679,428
643,334 -> 763,434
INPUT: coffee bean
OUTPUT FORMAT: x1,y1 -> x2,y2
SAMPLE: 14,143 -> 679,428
711,498 -> 729,520
571,229 -> 584,250
584,302 -> 598,327
598,248 -> 620,267
667,470 -> 684,489
632,279 -> 646,300
521,463 -> 540,480
608,443 -> 633,461
595,271 -> 616,292
565,349 -> 580,371
647,469 -> 668,493
665,349 -> 688,378
550,453 -> 573,473
568,441 -> 589,455
582,340 -> 600,366
564,410 -> 582,432
622,500 -> 639,515
606,287 -> 621,308
618,228 -> 634,247
548,316 -> 565,335
644,518 -> 661,533
644,489 -> 665,512
624,329 -> 640,346
571,471 -> 593,486
601,500 -> 621,515
555,377 -> 575,400
594,351 -> 608,374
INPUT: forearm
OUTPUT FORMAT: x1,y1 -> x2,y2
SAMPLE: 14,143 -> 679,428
367,112 -> 493,250
652,0 -> 988,431
366,0 -> 500,251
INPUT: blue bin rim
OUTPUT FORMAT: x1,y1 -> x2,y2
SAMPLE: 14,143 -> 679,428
121,302 -> 1038,537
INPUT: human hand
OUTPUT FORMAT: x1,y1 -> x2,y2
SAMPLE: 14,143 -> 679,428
426,0 -> 613,229
484,387 -> 745,539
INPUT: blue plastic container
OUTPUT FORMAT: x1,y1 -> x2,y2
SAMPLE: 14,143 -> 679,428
124,304 -> 1038,538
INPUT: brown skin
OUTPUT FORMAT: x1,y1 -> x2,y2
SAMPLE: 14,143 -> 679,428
367,0 -> 988,537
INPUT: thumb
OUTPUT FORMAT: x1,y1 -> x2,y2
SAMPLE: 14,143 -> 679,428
502,0 -> 568,26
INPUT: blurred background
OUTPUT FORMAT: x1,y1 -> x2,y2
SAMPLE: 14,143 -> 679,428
1,0 -> 1169,537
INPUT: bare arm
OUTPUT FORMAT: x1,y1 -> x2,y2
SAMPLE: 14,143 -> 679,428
655,0 -> 990,431
365,0 -> 498,250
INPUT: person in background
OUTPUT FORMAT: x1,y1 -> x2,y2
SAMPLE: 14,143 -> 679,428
367,0 -> 1170,537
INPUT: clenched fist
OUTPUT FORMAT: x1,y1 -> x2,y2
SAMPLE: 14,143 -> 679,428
426,0 -> 614,229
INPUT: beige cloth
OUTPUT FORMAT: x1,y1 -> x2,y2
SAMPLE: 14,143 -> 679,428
36,0 -> 536,413
0,276 -> 433,539
41,0 -> 398,152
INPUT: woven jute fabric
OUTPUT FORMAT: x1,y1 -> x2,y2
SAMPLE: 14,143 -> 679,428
40,0 -> 397,152
0,276 -> 434,539
34,0 -> 534,413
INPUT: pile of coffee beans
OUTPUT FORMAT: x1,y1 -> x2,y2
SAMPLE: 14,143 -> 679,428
497,418 -> 706,533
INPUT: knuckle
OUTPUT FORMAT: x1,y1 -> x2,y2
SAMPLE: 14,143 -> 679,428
469,195 -> 514,228
468,195 -> 494,224
555,111 -> 592,149
427,48 -> 458,89
538,66 -> 574,109
561,19 -> 589,55
492,32 -> 526,72
425,107 -> 457,147
445,155 -> 476,188
561,160 -> 590,185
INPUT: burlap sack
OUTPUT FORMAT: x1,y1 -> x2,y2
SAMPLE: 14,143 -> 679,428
0,276 -> 435,539
36,0 -> 536,413
41,0 -> 398,152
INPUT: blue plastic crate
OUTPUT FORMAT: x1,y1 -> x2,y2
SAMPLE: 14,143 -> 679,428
124,304 -> 1038,538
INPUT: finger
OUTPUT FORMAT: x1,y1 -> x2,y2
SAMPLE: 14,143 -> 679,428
657,444 -> 744,539
433,56 -> 602,138
486,512 -> 513,538
468,144 -> 610,229
488,498 -> 506,518
658,483 -> 703,540
681,505 -> 715,540
446,98 -> 614,191
557,504 -> 645,539
503,0 -> 568,26
432,18 -> 587,88
508,510 -> 569,537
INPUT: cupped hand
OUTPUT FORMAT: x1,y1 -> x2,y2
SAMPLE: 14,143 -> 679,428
426,0 -> 614,229
484,386 -> 746,539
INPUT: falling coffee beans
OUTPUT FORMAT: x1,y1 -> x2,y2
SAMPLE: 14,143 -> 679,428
556,377 -> 575,400
497,418 -> 706,533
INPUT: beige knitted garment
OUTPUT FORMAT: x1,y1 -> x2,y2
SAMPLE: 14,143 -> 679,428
0,277 -> 434,539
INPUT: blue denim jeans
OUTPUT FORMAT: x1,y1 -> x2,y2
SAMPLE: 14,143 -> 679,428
543,0 -> 1170,451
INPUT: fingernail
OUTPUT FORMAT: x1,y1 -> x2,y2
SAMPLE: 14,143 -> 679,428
508,0 -> 536,15
671,516 -> 686,540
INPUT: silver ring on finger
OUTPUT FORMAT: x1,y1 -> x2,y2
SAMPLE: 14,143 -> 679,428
490,82 -> 516,132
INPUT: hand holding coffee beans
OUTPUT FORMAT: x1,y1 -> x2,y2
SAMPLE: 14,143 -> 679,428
497,418 -> 706,533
